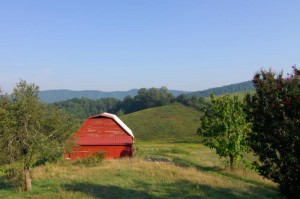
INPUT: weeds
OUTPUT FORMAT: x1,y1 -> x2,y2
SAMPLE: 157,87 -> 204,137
73,152 -> 106,167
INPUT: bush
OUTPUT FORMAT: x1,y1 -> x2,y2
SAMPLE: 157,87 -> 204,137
245,66 -> 300,198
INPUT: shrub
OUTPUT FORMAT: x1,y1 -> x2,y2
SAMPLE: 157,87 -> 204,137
245,66 -> 300,198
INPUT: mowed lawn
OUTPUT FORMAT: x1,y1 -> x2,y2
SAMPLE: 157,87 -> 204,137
0,142 -> 279,199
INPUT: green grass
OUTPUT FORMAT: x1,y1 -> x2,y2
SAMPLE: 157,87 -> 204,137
0,142 -> 279,199
223,90 -> 255,100
0,100 -> 279,199
121,103 -> 201,142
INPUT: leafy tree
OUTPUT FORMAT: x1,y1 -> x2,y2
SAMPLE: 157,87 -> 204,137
0,89 -> 14,164
133,87 -> 175,111
245,66 -> 300,198
198,94 -> 251,170
0,80 -> 78,191
176,94 -> 206,110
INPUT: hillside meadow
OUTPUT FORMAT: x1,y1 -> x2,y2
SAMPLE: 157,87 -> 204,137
0,102 -> 279,198
120,103 -> 201,142
0,142 -> 279,199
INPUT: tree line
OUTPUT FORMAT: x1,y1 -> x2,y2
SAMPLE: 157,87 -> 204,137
52,86 -> 206,120
189,80 -> 254,97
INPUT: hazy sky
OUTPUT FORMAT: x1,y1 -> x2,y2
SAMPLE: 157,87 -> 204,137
0,1 -> 299,93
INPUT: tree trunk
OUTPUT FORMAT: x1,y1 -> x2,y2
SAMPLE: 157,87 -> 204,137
229,154 -> 234,171
24,169 -> 32,191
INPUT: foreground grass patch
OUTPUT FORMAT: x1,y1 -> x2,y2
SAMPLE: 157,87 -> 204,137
0,142 -> 278,199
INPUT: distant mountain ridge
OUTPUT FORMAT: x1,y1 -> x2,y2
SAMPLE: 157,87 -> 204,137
40,89 -> 139,103
40,80 -> 254,103
39,89 -> 189,103
188,80 -> 254,97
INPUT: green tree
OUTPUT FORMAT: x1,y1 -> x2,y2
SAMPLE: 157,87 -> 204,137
0,89 -> 15,164
245,66 -> 300,198
176,94 -> 206,110
0,80 -> 78,191
198,94 -> 251,170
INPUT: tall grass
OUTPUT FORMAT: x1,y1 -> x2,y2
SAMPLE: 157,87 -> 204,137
0,142 -> 279,199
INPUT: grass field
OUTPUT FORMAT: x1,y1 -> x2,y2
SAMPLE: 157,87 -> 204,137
0,142 -> 279,199
121,103 -> 201,142
0,100 -> 279,199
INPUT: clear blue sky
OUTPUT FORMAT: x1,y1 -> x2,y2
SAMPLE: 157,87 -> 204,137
0,1 -> 299,93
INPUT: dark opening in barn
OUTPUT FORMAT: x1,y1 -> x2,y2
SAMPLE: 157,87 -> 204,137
65,112 -> 134,160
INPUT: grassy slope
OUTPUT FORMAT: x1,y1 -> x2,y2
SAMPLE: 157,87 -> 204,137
0,100 -> 279,198
120,103 -> 201,142
224,90 -> 255,99
0,142 -> 278,199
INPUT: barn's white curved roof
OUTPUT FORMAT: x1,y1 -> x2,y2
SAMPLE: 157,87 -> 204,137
90,112 -> 135,138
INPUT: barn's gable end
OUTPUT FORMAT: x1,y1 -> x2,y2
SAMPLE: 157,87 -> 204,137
91,112 -> 134,138
76,113 -> 134,146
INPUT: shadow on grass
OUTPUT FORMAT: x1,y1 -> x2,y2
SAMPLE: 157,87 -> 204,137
171,156 -> 222,172
172,156 -> 278,195
63,179 -> 265,199
0,175 -> 15,190
64,182 -> 158,199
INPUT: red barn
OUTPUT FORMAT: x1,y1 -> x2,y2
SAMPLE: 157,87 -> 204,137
65,112 -> 134,160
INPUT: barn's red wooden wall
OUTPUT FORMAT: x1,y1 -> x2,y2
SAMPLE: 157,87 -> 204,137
77,117 -> 133,145
66,116 -> 134,160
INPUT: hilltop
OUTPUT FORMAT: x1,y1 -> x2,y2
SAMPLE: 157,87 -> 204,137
121,103 -> 201,142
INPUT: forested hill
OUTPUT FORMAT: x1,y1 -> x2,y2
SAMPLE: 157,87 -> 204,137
40,89 -> 189,103
188,80 -> 254,97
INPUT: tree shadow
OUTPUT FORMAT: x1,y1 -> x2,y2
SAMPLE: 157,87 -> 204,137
171,157 -> 278,194
0,175 -> 15,190
64,182 -> 160,199
62,179 -> 274,199
171,156 -> 222,172
134,179 -> 243,199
